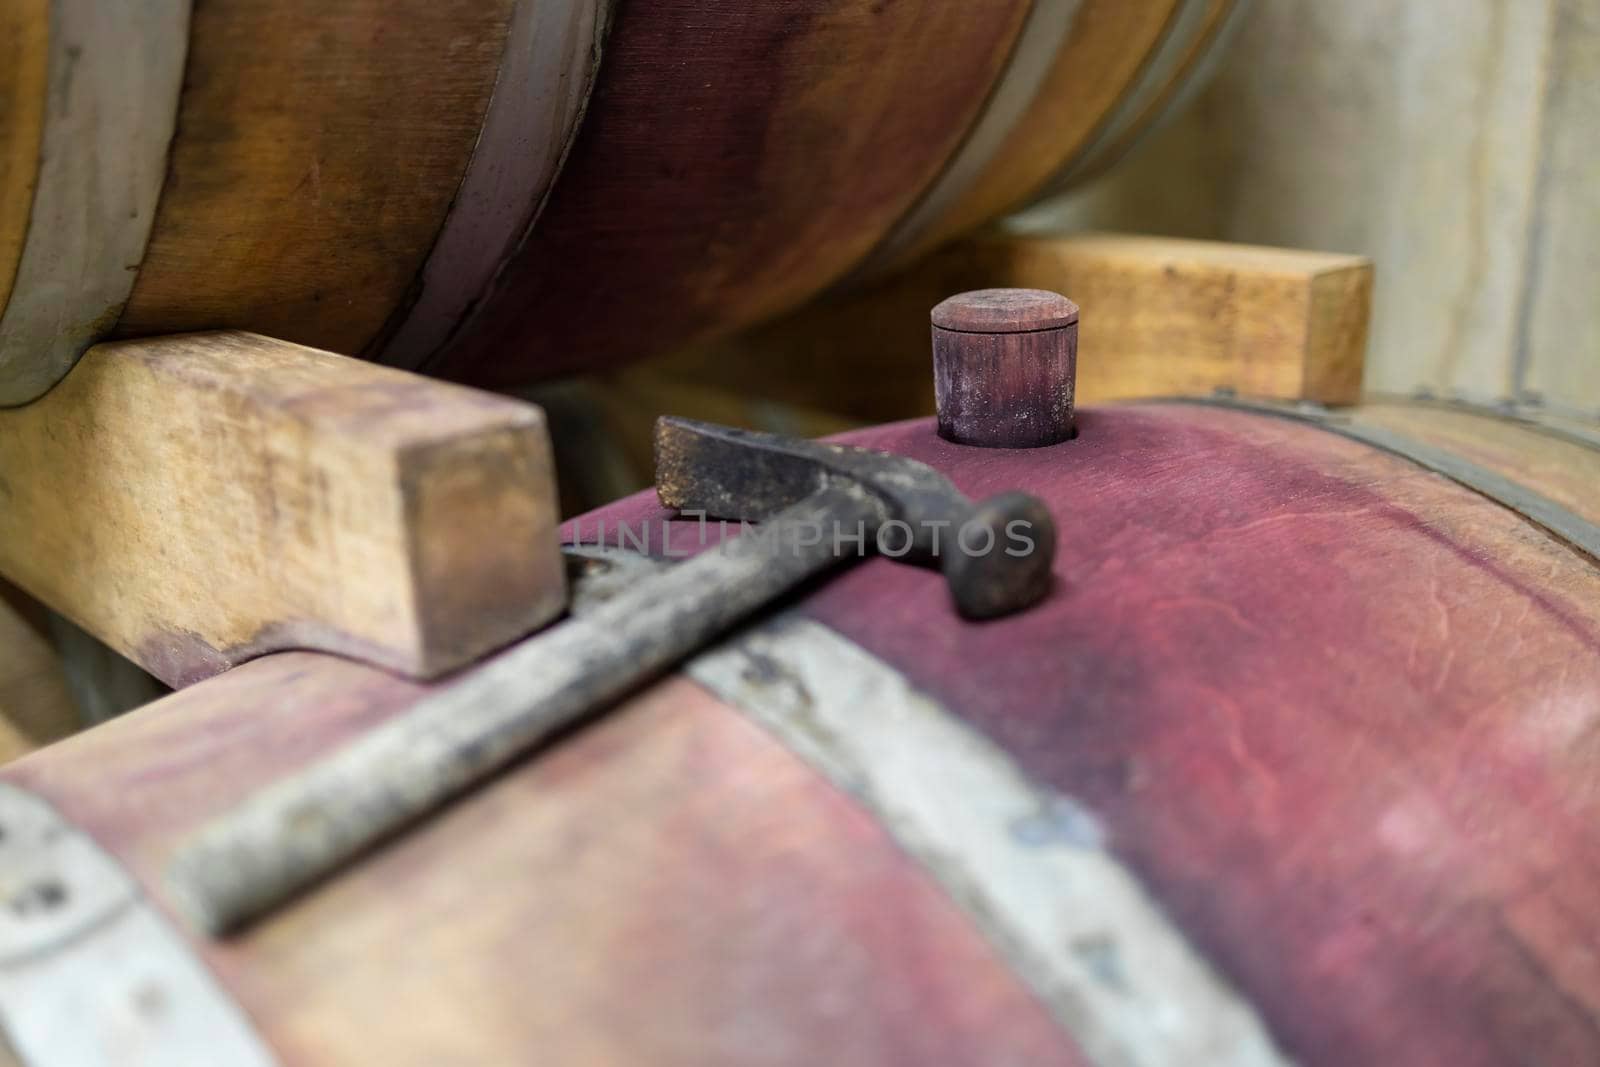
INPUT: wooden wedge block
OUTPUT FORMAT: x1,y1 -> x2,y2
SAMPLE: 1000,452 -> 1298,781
0,332 -> 564,686
650,232 -> 1373,421
971,233 -> 1372,404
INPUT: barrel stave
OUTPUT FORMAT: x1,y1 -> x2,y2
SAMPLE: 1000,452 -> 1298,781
0,0 -> 1236,394
427,0 -> 1035,386
787,405 -> 1600,1065
4,659 -> 1083,1067
113,0 -> 517,357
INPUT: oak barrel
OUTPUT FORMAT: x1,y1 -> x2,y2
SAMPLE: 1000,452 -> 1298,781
0,0 -> 1238,404
3,398 -> 1598,1065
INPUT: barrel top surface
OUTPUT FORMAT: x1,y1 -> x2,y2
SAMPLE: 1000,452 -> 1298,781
931,288 -> 1079,333
568,400 -> 1600,1064
4,659 -> 1083,1067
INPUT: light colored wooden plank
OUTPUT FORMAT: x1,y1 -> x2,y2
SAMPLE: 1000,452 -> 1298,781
1304,260 -> 1378,403
0,332 -> 564,686
970,234 -> 1371,404
651,232 -> 1370,422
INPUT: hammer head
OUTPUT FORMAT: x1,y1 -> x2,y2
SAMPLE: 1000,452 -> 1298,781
654,417 -> 1056,619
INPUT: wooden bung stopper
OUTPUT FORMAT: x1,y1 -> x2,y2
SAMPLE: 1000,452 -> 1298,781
931,288 -> 1079,448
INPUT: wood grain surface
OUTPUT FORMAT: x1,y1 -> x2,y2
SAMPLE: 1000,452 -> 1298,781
868,0 -> 1249,274
370,0 -> 611,371
1043,0 -> 1241,190
1347,400 -> 1600,527
9,399 -> 1597,1064
431,0 -> 1033,388
801,409 -> 1600,1066
933,322 -> 1078,448
987,234 -> 1370,404
0,0 -> 46,319
848,0 -> 1084,278
115,0 -> 515,357
0,0 -> 190,404
650,233 -> 1371,423
0,332 -> 564,685
574,399 -> 1600,1065
887,0 -> 1184,267
5,660 -> 1084,1067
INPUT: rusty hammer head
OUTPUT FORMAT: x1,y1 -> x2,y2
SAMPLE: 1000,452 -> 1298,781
654,418 -> 1056,619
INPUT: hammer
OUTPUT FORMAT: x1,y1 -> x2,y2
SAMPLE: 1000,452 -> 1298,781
166,418 -> 1058,934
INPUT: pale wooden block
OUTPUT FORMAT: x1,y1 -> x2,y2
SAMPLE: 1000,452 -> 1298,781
0,332 -> 565,686
649,231 -> 1371,421
966,233 -> 1371,404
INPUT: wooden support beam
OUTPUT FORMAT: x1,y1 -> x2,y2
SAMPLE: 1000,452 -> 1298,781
648,232 -> 1372,422
0,332 -> 565,686
966,234 -> 1372,404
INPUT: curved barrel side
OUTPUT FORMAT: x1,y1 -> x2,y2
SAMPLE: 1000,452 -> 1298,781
0,0 -> 190,405
112,0 -> 517,358
429,0 -> 1035,387
789,404 -> 1600,1065
0,0 -> 48,324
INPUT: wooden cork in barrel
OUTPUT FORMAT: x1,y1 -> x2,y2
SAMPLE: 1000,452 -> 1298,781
932,288 -> 1079,448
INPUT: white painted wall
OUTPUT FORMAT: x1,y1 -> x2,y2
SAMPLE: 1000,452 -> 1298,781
1015,0 -> 1599,414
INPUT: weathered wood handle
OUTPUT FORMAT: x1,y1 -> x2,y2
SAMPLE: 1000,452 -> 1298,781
165,487 -> 886,934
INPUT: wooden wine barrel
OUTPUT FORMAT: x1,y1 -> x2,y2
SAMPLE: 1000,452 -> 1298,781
432,0 -> 1249,387
848,0 -> 1249,278
0,0 -> 1234,405
3,399 -> 1598,1065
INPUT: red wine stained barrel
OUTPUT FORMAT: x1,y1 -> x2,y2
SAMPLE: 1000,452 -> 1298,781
575,399 -> 1600,1064
3,400 -> 1597,1065
423,0 -> 1033,386
0,1 -> 1235,404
